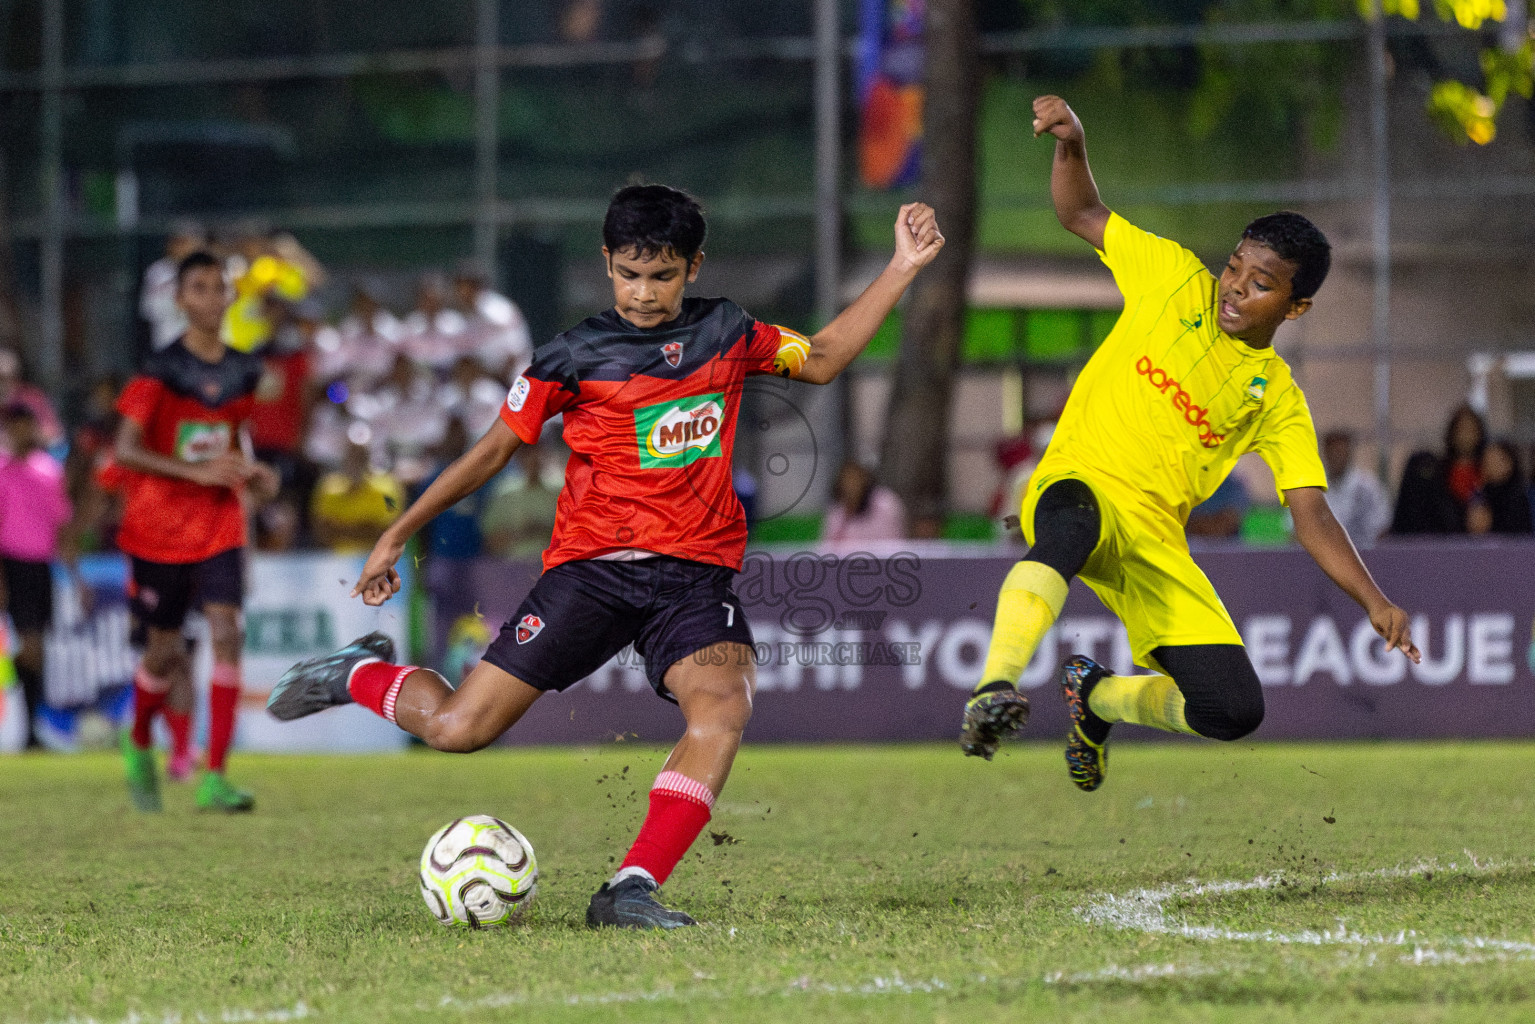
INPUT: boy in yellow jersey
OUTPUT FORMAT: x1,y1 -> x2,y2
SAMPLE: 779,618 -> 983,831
959,96 -> 1421,789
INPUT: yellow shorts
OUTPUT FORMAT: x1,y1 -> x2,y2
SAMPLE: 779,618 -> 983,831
1020,469 -> 1243,669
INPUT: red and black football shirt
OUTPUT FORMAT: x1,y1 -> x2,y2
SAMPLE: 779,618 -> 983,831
115,340 -> 263,564
500,297 -> 809,573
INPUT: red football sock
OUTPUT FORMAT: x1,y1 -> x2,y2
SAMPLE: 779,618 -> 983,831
164,706 -> 192,760
206,662 -> 240,773
618,771 -> 715,886
347,660 -> 417,724
130,665 -> 171,749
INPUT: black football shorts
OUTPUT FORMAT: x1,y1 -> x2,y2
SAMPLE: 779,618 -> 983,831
129,547 -> 245,632
482,555 -> 755,701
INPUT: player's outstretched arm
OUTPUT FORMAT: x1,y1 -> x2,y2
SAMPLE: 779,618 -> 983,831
352,417 -> 522,606
1287,486 -> 1421,663
1033,95 -> 1110,251
793,202 -> 944,385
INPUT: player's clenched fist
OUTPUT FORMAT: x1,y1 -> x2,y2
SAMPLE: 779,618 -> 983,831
893,202 -> 944,272
1032,94 -> 1084,144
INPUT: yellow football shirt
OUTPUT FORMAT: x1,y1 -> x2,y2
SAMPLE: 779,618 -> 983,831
1034,212 -> 1327,525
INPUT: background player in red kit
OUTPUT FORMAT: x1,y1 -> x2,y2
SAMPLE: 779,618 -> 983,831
115,251 -> 279,812
269,184 -> 944,927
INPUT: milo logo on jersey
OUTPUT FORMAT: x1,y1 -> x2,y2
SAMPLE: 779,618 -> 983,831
634,392 -> 726,468
174,420 -> 232,463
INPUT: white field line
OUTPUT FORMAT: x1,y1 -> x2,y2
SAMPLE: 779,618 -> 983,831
1075,857 -> 1535,966
34,1003 -> 312,1024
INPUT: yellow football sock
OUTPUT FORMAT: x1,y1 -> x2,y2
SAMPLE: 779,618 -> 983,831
1086,673 -> 1197,735
976,561 -> 1069,690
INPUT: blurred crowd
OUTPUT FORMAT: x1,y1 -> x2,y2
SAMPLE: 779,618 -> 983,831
2,223 -> 1533,574
14,222 -> 567,569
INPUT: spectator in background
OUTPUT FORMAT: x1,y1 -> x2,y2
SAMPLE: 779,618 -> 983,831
1442,405 -> 1486,515
372,354 -> 448,486
1391,451 -> 1462,535
250,298 -> 319,485
403,273 -> 469,374
316,281 -> 403,386
419,416 -> 484,560
437,354 -> 508,439
0,403 -> 75,748
138,221 -> 206,350
0,350 -> 63,452
1321,429 -> 1392,545
309,438 -> 404,554
255,498 -> 301,552
480,445 -> 559,559
822,461 -> 905,543
453,260 -> 532,380
1186,474 -> 1250,539
1468,439 -> 1532,536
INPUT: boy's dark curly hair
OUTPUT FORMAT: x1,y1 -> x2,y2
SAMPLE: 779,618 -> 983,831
603,184 -> 707,262
1241,212 -> 1331,301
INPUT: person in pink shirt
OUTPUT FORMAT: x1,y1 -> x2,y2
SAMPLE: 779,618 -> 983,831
821,461 -> 907,543
0,402 -> 74,748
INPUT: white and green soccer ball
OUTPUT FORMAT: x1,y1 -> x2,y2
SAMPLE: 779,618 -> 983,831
418,815 -> 537,928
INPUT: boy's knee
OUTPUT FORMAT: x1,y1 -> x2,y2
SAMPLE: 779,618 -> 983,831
1188,691 -> 1264,741
422,715 -> 491,754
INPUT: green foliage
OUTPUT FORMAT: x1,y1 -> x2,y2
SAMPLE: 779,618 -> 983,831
3,745 -> 1535,1023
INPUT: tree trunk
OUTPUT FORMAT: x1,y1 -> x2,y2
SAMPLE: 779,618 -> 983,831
876,0 -> 979,528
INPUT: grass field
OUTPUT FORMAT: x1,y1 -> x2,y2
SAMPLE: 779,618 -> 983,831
3,741 -> 1535,1024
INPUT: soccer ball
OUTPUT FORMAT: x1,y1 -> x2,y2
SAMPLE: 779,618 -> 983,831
418,815 -> 537,928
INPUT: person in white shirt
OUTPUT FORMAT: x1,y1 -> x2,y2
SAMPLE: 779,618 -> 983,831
1323,429 -> 1392,546
138,222 -> 207,349
452,260 -> 532,380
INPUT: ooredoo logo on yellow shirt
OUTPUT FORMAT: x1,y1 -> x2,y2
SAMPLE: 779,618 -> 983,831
1134,355 -> 1226,448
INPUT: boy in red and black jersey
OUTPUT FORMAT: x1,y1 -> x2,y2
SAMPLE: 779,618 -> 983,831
269,185 -> 944,927
115,251 -> 279,812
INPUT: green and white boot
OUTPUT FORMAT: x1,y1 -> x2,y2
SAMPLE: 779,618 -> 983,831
196,770 -> 255,813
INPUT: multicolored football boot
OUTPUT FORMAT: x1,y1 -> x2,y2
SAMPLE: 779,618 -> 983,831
959,681 -> 1031,760
1061,655 -> 1111,791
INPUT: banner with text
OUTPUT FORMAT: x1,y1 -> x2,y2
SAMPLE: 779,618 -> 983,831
430,543 -> 1535,745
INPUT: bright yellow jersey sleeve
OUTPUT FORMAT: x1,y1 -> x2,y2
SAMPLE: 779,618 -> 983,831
1252,380 -> 1328,503
1096,212 -> 1208,301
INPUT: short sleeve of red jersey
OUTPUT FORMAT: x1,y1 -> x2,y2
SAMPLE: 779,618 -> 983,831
499,342 -> 579,444
745,320 -> 812,379
115,375 -> 165,426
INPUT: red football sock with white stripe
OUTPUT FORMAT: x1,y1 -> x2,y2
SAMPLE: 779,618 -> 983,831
130,665 -> 170,750
615,771 -> 715,886
206,662 -> 241,773
348,660 -> 418,724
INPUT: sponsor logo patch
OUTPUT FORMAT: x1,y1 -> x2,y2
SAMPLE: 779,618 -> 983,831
515,614 -> 544,644
661,341 -> 683,368
174,420 -> 233,463
633,392 -> 726,469
1134,356 -> 1226,448
506,375 -> 530,413
1245,375 -> 1268,404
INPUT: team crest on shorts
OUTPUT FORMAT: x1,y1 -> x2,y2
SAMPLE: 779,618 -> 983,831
661,341 -> 683,368
516,614 -> 545,644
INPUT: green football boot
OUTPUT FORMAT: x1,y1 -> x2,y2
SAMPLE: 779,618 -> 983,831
121,731 -> 162,812
196,770 -> 255,813
959,680 -> 1031,760
1061,655 -> 1111,791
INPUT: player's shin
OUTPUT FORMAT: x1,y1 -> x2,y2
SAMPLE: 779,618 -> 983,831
206,662 -> 241,772
129,664 -> 172,749
614,771 -> 716,888
978,560 -> 1068,689
347,660 -> 426,725
1086,673 -> 1197,735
